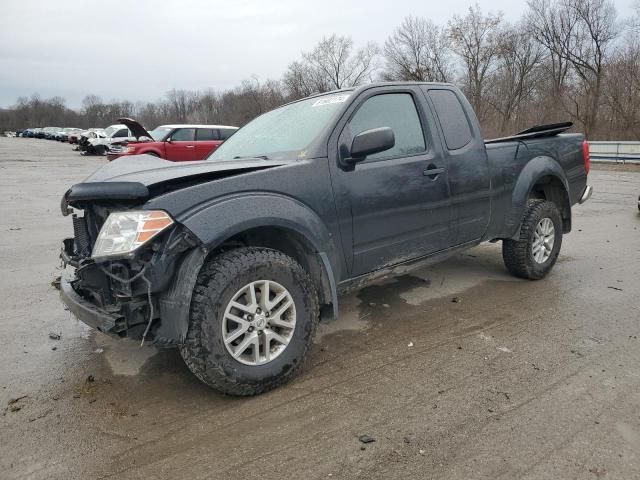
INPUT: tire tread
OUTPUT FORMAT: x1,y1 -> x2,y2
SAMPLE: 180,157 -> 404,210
179,247 -> 319,396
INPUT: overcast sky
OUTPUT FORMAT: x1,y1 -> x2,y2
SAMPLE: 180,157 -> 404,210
0,0 -> 635,108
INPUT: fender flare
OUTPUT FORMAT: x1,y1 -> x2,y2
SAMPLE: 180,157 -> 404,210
505,156 -> 571,238
160,193 -> 341,343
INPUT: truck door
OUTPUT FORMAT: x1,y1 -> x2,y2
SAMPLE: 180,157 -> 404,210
423,87 -> 491,245
165,128 -> 197,161
330,87 -> 452,277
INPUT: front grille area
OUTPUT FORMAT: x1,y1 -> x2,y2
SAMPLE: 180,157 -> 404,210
72,214 -> 91,257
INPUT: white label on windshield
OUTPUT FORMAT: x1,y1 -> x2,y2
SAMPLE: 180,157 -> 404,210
312,94 -> 350,107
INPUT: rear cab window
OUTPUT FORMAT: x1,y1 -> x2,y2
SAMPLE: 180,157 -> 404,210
348,93 -> 426,161
427,89 -> 473,150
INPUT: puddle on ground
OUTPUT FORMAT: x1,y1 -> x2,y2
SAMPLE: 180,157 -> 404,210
94,334 -> 159,376
317,245 -> 517,339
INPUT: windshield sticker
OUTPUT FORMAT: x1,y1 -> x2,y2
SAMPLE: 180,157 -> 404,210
311,94 -> 350,107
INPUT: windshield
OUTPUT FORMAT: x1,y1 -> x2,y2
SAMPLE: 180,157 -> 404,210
208,92 -> 351,160
104,126 -> 118,136
149,127 -> 172,141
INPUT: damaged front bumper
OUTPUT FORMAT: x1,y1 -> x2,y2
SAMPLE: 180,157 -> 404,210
60,275 -> 123,337
59,228 -> 207,347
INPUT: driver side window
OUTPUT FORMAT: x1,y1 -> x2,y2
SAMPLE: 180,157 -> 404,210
349,93 -> 426,161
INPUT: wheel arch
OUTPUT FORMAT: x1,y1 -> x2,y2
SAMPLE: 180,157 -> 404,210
163,194 -> 341,337
506,156 -> 572,238
209,225 -> 338,322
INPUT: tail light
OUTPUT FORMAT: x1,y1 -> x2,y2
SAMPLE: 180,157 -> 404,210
582,140 -> 590,174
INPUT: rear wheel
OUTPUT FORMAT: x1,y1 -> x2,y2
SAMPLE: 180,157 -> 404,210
502,199 -> 563,280
179,247 -> 319,396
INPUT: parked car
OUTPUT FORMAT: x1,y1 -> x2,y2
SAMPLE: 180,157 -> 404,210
107,119 -> 238,162
68,130 -> 84,144
77,128 -> 104,152
59,82 -> 592,396
35,127 -> 53,138
85,124 -> 132,155
44,127 -> 63,139
58,127 -> 82,142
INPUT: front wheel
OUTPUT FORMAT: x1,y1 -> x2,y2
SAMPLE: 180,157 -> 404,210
179,247 -> 319,396
502,199 -> 563,280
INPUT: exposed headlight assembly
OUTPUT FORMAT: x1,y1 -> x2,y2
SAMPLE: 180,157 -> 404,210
92,210 -> 174,260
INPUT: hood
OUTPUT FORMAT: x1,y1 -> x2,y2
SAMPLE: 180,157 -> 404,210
84,154 -> 290,186
118,117 -> 152,140
62,155 -> 290,213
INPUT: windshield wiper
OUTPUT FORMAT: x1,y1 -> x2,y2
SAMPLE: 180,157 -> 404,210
233,155 -> 270,160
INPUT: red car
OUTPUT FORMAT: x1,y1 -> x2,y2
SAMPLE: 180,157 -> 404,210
107,118 -> 238,162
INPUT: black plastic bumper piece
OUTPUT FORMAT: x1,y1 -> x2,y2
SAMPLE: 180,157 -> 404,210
60,276 -> 122,337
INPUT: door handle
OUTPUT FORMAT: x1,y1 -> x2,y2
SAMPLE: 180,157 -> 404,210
186,145 -> 195,148
423,165 -> 445,179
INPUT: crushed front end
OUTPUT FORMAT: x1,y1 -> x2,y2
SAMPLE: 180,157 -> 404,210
59,182 -> 201,346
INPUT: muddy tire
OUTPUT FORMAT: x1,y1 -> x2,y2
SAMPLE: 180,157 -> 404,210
502,199 -> 563,280
179,247 -> 319,396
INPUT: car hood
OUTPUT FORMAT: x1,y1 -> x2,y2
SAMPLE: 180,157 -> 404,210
83,154 -> 290,186
63,155 -> 291,212
117,117 -> 152,140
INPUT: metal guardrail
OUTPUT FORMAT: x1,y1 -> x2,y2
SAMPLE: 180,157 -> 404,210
589,141 -> 640,164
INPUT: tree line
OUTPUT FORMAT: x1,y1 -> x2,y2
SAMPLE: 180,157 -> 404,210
2,0 -> 639,140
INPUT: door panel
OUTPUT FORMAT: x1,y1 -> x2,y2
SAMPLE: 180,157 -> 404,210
165,128 -> 196,161
425,88 -> 490,244
329,89 -> 452,277
194,129 -> 222,159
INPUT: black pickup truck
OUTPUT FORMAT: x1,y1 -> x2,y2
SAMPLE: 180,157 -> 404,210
59,82 -> 592,395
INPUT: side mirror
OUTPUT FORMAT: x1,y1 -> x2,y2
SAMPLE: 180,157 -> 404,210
166,137 -> 172,143
341,127 -> 395,171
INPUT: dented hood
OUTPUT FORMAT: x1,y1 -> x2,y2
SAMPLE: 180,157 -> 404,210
62,154 -> 290,213
83,154 -> 289,186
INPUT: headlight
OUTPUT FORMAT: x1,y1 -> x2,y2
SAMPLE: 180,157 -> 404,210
126,146 -> 137,153
92,210 -> 174,260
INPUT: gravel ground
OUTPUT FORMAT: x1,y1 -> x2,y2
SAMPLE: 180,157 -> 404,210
1,137 -> 639,480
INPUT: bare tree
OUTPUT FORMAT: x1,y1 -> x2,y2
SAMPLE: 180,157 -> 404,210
486,25 -> 545,133
283,60 -> 329,98
383,16 -> 452,82
284,35 -> 379,96
631,0 -> 640,33
527,0 -> 619,136
448,4 -> 505,121
602,36 -> 640,138
166,89 -> 197,123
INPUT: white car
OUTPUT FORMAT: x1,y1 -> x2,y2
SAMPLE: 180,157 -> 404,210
87,124 -> 133,155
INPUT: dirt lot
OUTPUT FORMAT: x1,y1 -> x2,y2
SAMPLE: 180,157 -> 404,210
1,137 -> 639,480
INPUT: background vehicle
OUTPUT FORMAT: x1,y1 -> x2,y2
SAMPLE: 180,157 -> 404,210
86,124 -> 132,155
107,119 -> 238,161
68,130 -> 83,144
59,82 -> 591,396
37,127 -> 57,138
44,127 -> 63,139
77,128 -> 105,152
57,127 -> 82,142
